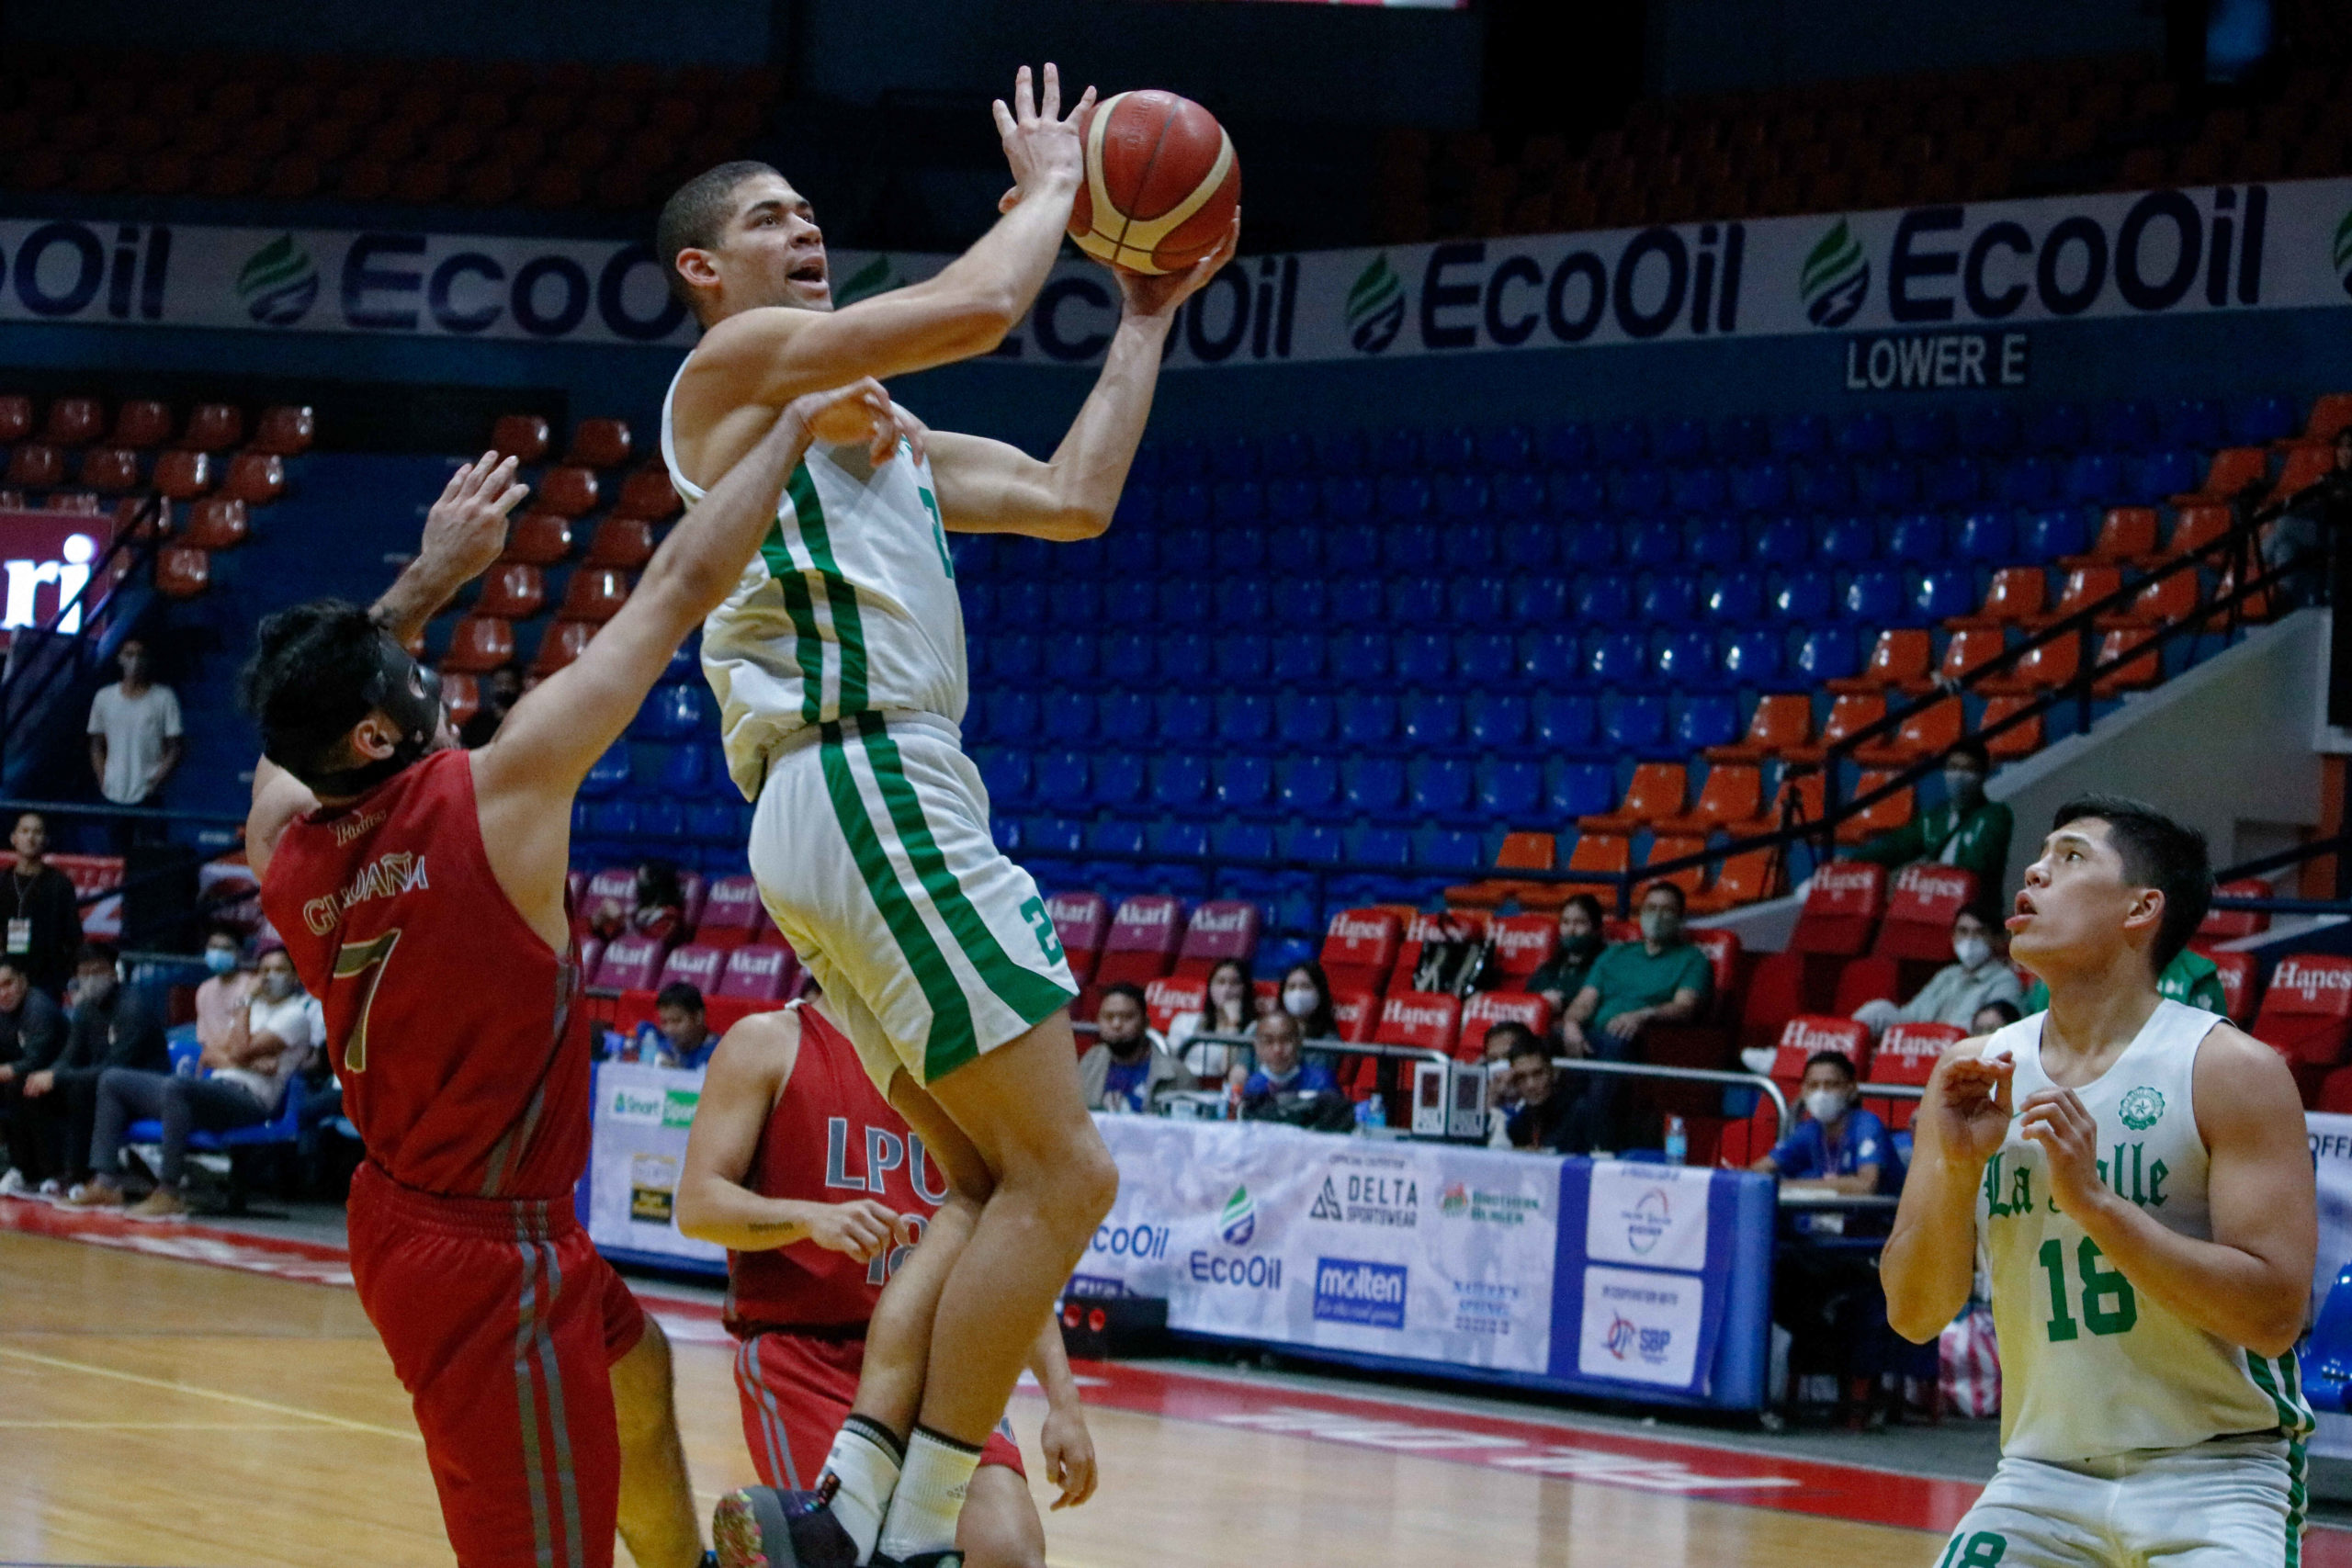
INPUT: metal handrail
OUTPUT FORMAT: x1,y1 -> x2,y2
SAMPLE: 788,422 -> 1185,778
1549,1056 -> 1795,1145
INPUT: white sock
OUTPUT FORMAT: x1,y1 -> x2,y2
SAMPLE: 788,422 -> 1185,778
875,1426 -> 982,1562
820,1416 -> 901,1564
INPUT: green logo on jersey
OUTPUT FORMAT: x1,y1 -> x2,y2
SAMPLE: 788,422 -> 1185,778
2118,1086 -> 2165,1132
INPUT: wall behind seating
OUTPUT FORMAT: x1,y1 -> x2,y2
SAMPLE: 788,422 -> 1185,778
1,0 -> 771,64
1645,0 -> 2164,97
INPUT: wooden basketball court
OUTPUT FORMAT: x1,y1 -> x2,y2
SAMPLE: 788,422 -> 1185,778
0,1212 -> 2335,1568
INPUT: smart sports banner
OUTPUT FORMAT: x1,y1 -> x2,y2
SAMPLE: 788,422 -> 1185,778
6,175 -> 2352,366
587,1060 -> 724,1267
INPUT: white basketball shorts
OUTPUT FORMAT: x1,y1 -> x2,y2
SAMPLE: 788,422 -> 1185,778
1936,1434 -> 2301,1568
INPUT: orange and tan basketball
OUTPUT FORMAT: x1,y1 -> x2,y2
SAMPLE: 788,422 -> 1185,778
1068,89 -> 1239,276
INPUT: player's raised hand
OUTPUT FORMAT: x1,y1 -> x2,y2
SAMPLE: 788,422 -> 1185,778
779,376 -> 913,466
420,450 -> 528,583
807,1198 -> 904,1262
1920,1040 -> 2015,1165
1040,1399 -> 1099,1510
992,63 -> 1093,212
1114,209 -> 1243,320
2019,1086 -> 2109,1219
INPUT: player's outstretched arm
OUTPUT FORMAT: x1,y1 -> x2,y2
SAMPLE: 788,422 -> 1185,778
1883,1037 -> 2012,1341
926,213 -> 1241,540
2022,1023 -> 2312,1357
1028,1314 -> 1097,1510
677,1010 -> 911,1258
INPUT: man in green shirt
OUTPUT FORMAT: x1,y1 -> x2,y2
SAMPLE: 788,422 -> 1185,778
1558,883 -> 1713,1152
1848,739 -> 2013,917
2018,946 -> 2229,1017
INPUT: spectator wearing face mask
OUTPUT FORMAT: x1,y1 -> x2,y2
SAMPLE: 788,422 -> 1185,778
0,957 -> 66,1194
1227,1010 -> 1341,1123
1556,884 -> 1712,1153
1169,957 -> 1254,1080
1523,895 -> 1606,1023
1750,1051 -> 1897,1196
193,924 -> 258,1058
1078,983 -> 1194,1113
1850,908 -> 2023,1037
1275,961 -> 1340,1073
72,943 -> 323,1219
1847,739 -> 2012,918
11,942 -> 167,1199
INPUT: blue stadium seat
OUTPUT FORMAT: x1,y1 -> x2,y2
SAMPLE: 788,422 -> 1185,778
1602,691 -> 1668,751
1546,761 -> 1618,818
1494,471 -> 1548,521
1435,471 -> 1488,520
1793,626 -> 1857,682
1956,402 -> 2018,455
1266,478 -> 1317,531
1271,632 -> 1326,682
1159,484 -> 1211,529
1478,424 -> 1536,471
582,748 -> 631,797
1449,522 -> 1498,572
1449,575 -> 1508,623
1329,574 -> 1385,626
1331,631 -> 1391,683
1477,758 -> 1543,818
978,748 -> 1032,807
1040,693 -> 1095,744
1750,514 -> 1807,562
1674,694 -> 1742,752
1387,577 -> 1446,624
639,684 -> 706,740
1403,692 -> 1464,747
1215,754 -> 1273,813
1214,631 -> 1270,682
1573,572 -> 1634,623
1320,475 -> 1374,523
1036,750 -> 1090,807
1408,757 -> 1474,818
2064,451 -> 2122,503
2021,401 -> 2087,453
1953,510 -> 2015,561
2155,397 -> 2223,449
1094,752 -> 1146,807
1097,691 -> 1150,746
1276,753 -> 1339,814
1467,692 -> 1530,749
989,634 -> 1042,681
1768,412 -> 1826,457
1625,518 -> 1682,568
989,817 -> 1021,853
1059,536 -> 1108,579
582,799 -> 639,839
687,802 -> 741,843
1395,630 -> 1452,683
1101,631 -> 1154,682
1377,474 -> 1433,523
997,580 -> 1048,625
1337,693 -> 1395,747
1655,416 -> 1708,462
1454,633 -> 1514,684
1991,456 -> 2055,506
1209,434 -> 1259,480
1161,631 -> 1213,678
1561,519 -> 1616,569
638,800 -> 685,841
1159,692 -> 1213,745
1703,574 -> 1765,626
654,745 -> 706,795
1105,528 -> 1157,575
1042,633 -> 1097,684
1023,815 -> 1086,857
1283,822 -> 1346,866
2132,448 -> 2199,499
1217,693 -> 1273,748
1790,460 -> 1852,510
1213,523 -> 1266,572
1815,514 -> 1876,567
1885,512 -> 1943,562
2226,393 -> 2298,445
1639,574 -> 1699,624
1833,411 -> 1891,457
1374,426 -> 1422,474
1669,465 -> 1726,513
1540,421 -> 1595,467
1268,576 -> 1329,624
1209,818 -> 1271,862
1157,577 -> 1212,624
2019,507 -> 2086,560
960,581 -> 997,632
1596,417 -> 1648,465
1652,628 -> 1717,690
1277,692 -> 1335,747
1159,437 -> 1209,482
1108,486 -> 1156,533
1854,457 -> 1915,509
1344,754 -> 1407,814
2091,400 -> 2155,452
1719,626 -> 1782,684
1519,700 -> 1589,763
955,533 -> 1001,577
1728,459 -> 1791,513
1913,567 -> 1977,621
1311,429 -> 1367,476
1149,819 -> 1211,862
1892,408 -> 1953,457
1548,468 -> 1606,517
1521,629 -> 1583,684
1150,752 -> 1209,811
1919,455 -> 1982,508
988,689 -> 1042,742
1772,570 -> 1836,622
1416,829 -> 1486,871
1842,569 -> 1905,623
1508,573 -> 1569,623
1350,825 -> 1413,869
1608,465 -> 1669,515
1687,515 -> 1745,566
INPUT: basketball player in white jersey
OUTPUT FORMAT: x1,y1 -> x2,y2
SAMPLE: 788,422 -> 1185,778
1884,795 -> 2315,1567
656,63 -> 1237,1568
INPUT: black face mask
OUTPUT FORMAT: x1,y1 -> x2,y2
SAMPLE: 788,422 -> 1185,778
1561,932 -> 1603,958
268,633 -> 444,799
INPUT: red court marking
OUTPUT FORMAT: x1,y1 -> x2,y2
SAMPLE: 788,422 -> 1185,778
6,1195 -> 2346,1557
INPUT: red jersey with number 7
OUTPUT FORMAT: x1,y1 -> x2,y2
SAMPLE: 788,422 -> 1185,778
261,748 -> 588,1201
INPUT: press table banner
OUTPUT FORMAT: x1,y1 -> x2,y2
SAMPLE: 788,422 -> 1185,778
2307,1112 -> 2352,1458
7,175 -> 2352,364
587,1061 -> 725,1269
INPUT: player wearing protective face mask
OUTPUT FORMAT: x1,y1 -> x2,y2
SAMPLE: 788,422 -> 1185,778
1852,909 -> 2024,1037
1848,739 -> 2014,917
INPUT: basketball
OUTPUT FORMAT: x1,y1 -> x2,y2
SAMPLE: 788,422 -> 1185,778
1068,89 -> 1240,276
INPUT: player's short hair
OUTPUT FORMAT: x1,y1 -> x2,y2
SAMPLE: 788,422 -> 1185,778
2051,794 -> 2212,972
657,160 -> 784,311
1804,1050 -> 1859,1080
239,599 -> 384,784
1974,999 -> 2021,1029
654,982 -> 705,1015
1946,738 -> 1991,773
1483,1020 -> 1539,1056
1507,1034 -> 1554,1066
1639,880 -> 1686,913
0,955 -> 26,981
1098,982 -> 1148,1012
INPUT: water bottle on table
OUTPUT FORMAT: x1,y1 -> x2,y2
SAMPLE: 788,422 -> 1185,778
1664,1114 -> 1687,1165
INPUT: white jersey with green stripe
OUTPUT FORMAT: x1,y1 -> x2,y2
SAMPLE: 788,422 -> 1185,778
1976,999 -> 2315,1463
660,362 -> 967,801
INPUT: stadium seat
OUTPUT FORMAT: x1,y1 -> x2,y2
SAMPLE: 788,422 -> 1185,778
2252,955 -> 2352,1066
717,944 -> 800,1003
1688,849 -> 1776,913
559,568 -> 630,622
1374,991 -> 1463,1056
1456,991 -> 1552,1060
2172,446 -> 2269,505
2199,877 -> 2274,945
442,615 -> 516,672
154,544 -> 210,599
180,496 -> 248,549
1856,694 -> 1963,764
1094,896 -> 1186,988
1951,567 -> 2045,628
1871,864 -> 1979,960
473,562 -> 545,619
2092,626 -> 2162,694
1782,692 -> 1886,764
176,402 -> 243,452
1579,763 -> 1686,834
251,404 -> 315,456
1445,833 -> 1556,908
1658,764 -> 1761,835
493,413 -> 552,463
659,942 -> 725,995
593,934 -> 665,992
532,619 -> 596,675
1791,861 -> 1886,956
1706,694 -> 1812,762
1045,891 -> 1111,987
563,417 -> 631,469
2209,950 -> 2260,1025
1828,629 -> 1932,694
40,397 -> 103,446
152,449 -> 214,500
1320,908 -> 1403,995
2162,502 -> 2233,561
1773,1016 -> 1872,1085
584,516 -> 655,570
1833,770 -> 1914,846
6,444 -> 62,489
223,451 -> 286,503
109,400 -> 173,448
0,395 -> 28,445
614,468 -> 682,521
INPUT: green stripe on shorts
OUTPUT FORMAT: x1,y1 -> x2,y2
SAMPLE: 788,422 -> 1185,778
854,713 -> 1073,1080
818,722 -> 978,1079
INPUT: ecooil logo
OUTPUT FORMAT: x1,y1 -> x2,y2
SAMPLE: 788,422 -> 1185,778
1220,1185 -> 1257,1247
238,233 -> 319,327
1801,217 -> 1869,328
2334,206 -> 2352,299
1347,254 -> 1405,354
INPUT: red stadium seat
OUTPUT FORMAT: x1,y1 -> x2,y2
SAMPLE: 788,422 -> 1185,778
1534,832 -> 1630,909
1374,991 -> 1461,1056
1856,696 -> 1963,765
1790,861 -> 1885,955
1922,628 -> 2006,691
1979,637 -> 2078,695
2173,447 -> 2269,505
1738,952 -> 1815,1054
1830,955 -> 1901,1015
443,615 -> 516,673
1174,900 -> 1259,978
1487,913 -> 1557,985
153,450 -> 215,500
1948,567 -> 2046,629
614,467 -> 683,521
1706,692 -> 1813,762
1144,975 -> 1206,1035
1046,891 -> 1112,988
2199,877 -> 2273,944
2209,951 -> 2259,1025
592,934 -> 665,991
40,397 -> 104,446
1828,629 -> 1933,694
583,516 -> 656,570
717,943 -> 800,1002
474,563 -> 545,619
223,452 -> 285,503
1871,1022 -> 1962,1085
1871,864 -> 1978,960
1658,763 -> 1761,835
585,868 -> 639,917
1832,770 -> 1913,846
2299,393 -> 2352,446
109,400 -> 173,448
1092,896 -> 1185,989
559,568 -> 630,622
1781,694 -> 1886,764
180,497 -> 249,549
177,402 -> 244,452
251,404 -> 315,456
503,511 -> 575,565
2092,626 -> 2161,694
1443,831 -> 1555,908
1318,908 -> 1403,995
1329,988 -> 1379,1043
2163,503 -> 2233,560
154,545 -> 210,599
1688,926 -> 1741,1007
438,672 -> 480,730
537,465 -> 600,517
492,414 -> 551,464
1579,761 -> 1687,833
0,395 -> 30,444
532,619 -> 597,675
2252,954 -> 2352,1066
1773,1015 -> 1872,1081
1644,835 -> 1710,897
78,448 -> 140,493
1980,695 -> 2044,758
1395,909 -> 1489,985
1456,990 -> 1551,1060
2067,506 -> 2159,567
659,942 -> 726,995
563,418 -> 632,468
694,875 -> 768,952
6,444 -> 63,489
1688,849 -> 1775,914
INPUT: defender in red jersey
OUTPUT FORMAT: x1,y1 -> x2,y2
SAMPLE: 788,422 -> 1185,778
677,998 -> 1094,1568
243,379 -> 915,1568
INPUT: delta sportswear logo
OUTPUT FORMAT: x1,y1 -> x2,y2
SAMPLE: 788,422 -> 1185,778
2118,1086 -> 2165,1133
1220,1186 -> 1257,1247
237,234 -> 318,327
1310,1179 -> 1345,1221
1800,217 -> 1868,328
1347,254 -> 1405,354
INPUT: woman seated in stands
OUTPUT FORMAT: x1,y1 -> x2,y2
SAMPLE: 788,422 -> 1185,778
1170,957 -> 1254,1080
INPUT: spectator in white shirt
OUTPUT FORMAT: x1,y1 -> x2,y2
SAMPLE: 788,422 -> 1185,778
87,638 -> 184,814
1849,908 -> 2023,1038
71,944 -> 322,1220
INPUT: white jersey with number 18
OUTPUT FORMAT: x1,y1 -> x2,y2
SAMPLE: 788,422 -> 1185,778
1976,999 -> 2314,1463
659,360 -> 968,801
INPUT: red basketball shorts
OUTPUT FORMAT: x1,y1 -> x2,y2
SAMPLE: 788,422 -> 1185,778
349,1161 -> 649,1568
730,1329 -> 1024,1490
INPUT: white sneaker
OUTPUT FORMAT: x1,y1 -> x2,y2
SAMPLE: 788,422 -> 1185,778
34,1178 -> 63,1202
0,1168 -> 26,1198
